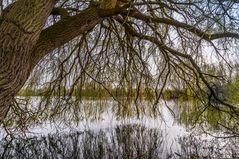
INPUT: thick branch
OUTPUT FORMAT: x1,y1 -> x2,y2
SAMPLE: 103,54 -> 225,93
31,6 -> 124,66
31,7 -> 102,66
51,7 -> 69,18
125,10 -> 239,41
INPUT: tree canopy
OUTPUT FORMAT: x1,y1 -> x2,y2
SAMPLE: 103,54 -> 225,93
0,0 -> 239,132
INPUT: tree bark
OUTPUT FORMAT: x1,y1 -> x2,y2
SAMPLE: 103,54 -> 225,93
0,0 -> 55,121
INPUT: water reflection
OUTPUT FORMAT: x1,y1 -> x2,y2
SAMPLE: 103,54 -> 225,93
0,124 -> 239,159
180,133 -> 239,158
0,98 -> 238,158
0,125 -> 167,159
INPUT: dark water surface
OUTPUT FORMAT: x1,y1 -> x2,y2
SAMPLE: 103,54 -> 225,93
0,98 -> 238,158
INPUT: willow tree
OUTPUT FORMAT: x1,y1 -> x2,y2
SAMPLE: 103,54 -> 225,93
0,0 -> 239,122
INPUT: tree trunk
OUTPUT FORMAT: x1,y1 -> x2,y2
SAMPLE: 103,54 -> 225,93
0,0 -> 55,121
0,0 -> 122,121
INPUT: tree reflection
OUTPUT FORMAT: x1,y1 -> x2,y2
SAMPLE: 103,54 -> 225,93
0,125 -> 165,159
180,133 -> 239,158
0,124 -> 238,158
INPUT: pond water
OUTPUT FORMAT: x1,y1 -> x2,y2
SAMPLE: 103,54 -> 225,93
0,98 -> 238,158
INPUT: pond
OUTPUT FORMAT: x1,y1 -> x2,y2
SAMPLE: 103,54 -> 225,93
0,98 -> 238,158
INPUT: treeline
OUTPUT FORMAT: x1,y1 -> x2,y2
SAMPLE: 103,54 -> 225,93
17,85 -> 154,100
17,83 -> 191,100
17,76 -> 239,102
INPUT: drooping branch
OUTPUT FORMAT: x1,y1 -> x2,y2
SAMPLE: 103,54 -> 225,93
116,16 -> 239,114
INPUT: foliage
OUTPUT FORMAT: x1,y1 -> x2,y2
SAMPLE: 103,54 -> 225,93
225,76 -> 239,104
